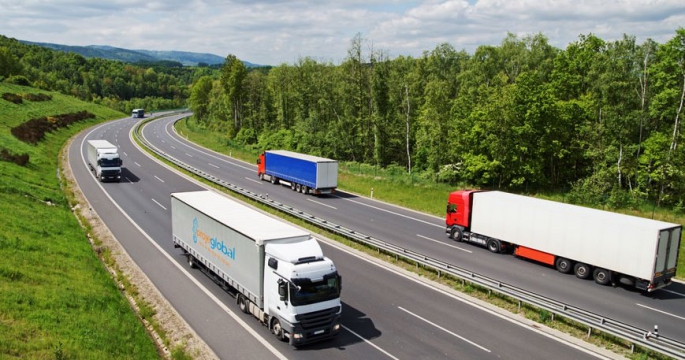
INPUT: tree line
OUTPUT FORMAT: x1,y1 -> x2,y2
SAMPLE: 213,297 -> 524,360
0,35 -> 214,113
188,30 -> 685,209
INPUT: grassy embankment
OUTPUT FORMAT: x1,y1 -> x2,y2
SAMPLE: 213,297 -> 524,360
0,83 -> 160,359
175,115 -> 684,280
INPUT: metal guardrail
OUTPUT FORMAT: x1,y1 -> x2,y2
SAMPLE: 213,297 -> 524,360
134,117 -> 685,359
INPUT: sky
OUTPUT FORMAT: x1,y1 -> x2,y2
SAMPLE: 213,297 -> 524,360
1,0 -> 684,66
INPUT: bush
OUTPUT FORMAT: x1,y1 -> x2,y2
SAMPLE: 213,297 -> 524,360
22,93 -> 52,102
11,111 -> 96,144
6,75 -> 31,86
2,92 -> 22,104
0,149 -> 29,166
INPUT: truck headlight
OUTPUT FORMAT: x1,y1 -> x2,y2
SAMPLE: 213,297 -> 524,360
333,323 -> 340,331
293,333 -> 303,339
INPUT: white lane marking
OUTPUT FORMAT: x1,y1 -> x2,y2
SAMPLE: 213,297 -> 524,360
661,289 -> 685,298
164,120 -> 255,171
317,238 -> 608,359
82,126 -> 289,358
636,303 -> 685,321
398,306 -> 491,353
341,325 -> 399,360
124,177 -> 133,184
170,145 -> 176,150
185,153 -> 194,158
124,152 -> 128,157
332,194 -> 443,229
245,177 -> 262,184
307,199 -> 337,210
151,198 -> 167,211
134,161 -> 141,167
417,234 -> 472,253
208,163 -> 220,169
154,175 -> 165,183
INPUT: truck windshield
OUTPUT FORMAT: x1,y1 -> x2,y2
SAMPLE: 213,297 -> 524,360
290,272 -> 340,306
100,158 -> 120,167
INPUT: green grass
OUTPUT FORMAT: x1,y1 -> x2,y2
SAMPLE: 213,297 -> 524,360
176,115 -> 684,280
0,82 -> 160,359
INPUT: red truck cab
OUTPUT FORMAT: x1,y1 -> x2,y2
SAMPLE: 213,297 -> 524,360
445,190 -> 482,229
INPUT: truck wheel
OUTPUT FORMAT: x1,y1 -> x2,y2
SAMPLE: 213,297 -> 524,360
593,268 -> 612,285
487,239 -> 501,253
271,176 -> 279,185
187,255 -> 197,269
271,318 -> 285,341
301,185 -> 308,194
574,263 -> 591,279
555,257 -> 573,274
291,182 -> 296,191
259,173 -> 264,181
237,294 -> 250,314
450,227 -> 463,242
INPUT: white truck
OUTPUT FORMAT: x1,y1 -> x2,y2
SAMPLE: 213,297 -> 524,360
171,191 -> 342,345
86,140 -> 122,182
446,190 -> 682,291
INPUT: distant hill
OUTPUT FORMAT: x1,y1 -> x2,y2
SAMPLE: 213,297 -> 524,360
19,40 -> 261,67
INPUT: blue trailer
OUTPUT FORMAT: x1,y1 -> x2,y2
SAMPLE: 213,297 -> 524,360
258,150 -> 338,195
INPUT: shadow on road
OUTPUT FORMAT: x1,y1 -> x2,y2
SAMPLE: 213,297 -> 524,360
120,167 -> 140,183
295,301 -> 382,351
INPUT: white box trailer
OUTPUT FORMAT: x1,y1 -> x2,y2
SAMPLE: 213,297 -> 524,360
86,140 -> 122,182
171,191 -> 342,345
446,190 -> 681,291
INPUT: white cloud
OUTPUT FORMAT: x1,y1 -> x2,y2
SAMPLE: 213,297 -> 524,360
0,0 -> 683,65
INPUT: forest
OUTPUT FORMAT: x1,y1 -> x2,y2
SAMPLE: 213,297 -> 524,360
188,30 -> 685,210
2,29 -> 685,210
0,35 -> 214,113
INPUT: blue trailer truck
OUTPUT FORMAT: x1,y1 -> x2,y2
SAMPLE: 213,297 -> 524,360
257,150 -> 338,195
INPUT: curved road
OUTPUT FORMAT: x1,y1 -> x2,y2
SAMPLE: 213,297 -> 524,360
144,114 -> 685,344
69,114 -> 622,359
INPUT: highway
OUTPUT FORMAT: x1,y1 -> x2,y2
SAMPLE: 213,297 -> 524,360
67,114 -> 616,359
144,114 -> 685,344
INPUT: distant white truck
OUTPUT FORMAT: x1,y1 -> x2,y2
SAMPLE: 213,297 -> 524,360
171,190 -> 342,345
86,140 -> 122,182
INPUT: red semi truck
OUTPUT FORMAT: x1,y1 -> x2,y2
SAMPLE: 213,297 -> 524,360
445,190 -> 681,291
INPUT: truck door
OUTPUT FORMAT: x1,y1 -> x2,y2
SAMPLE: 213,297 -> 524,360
654,227 -> 681,278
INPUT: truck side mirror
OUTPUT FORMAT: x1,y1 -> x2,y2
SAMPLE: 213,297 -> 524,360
256,159 -> 261,165
118,159 -> 123,166
338,275 -> 342,292
268,257 -> 278,270
277,280 -> 287,301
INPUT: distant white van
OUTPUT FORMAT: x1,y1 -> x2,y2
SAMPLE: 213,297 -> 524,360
131,109 -> 145,118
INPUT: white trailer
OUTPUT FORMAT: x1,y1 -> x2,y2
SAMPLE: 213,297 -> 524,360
86,140 -> 122,182
446,190 -> 681,291
171,191 -> 342,345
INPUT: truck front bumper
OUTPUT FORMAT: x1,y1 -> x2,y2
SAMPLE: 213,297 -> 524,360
286,315 -> 341,346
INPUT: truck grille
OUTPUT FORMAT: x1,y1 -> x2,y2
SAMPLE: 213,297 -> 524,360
295,306 -> 340,329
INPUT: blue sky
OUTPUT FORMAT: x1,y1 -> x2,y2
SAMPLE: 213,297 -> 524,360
1,0 -> 683,65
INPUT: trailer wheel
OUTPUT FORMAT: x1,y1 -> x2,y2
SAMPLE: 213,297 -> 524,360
271,318 -> 285,341
487,239 -> 501,253
291,182 -> 296,191
555,257 -> 573,274
187,255 -> 197,269
450,227 -> 463,242
593,268 -> 611,285
237,294 -> 250,314
574,263 -> 591,279
271,176 -> 279,185
301,185 -> 308,194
